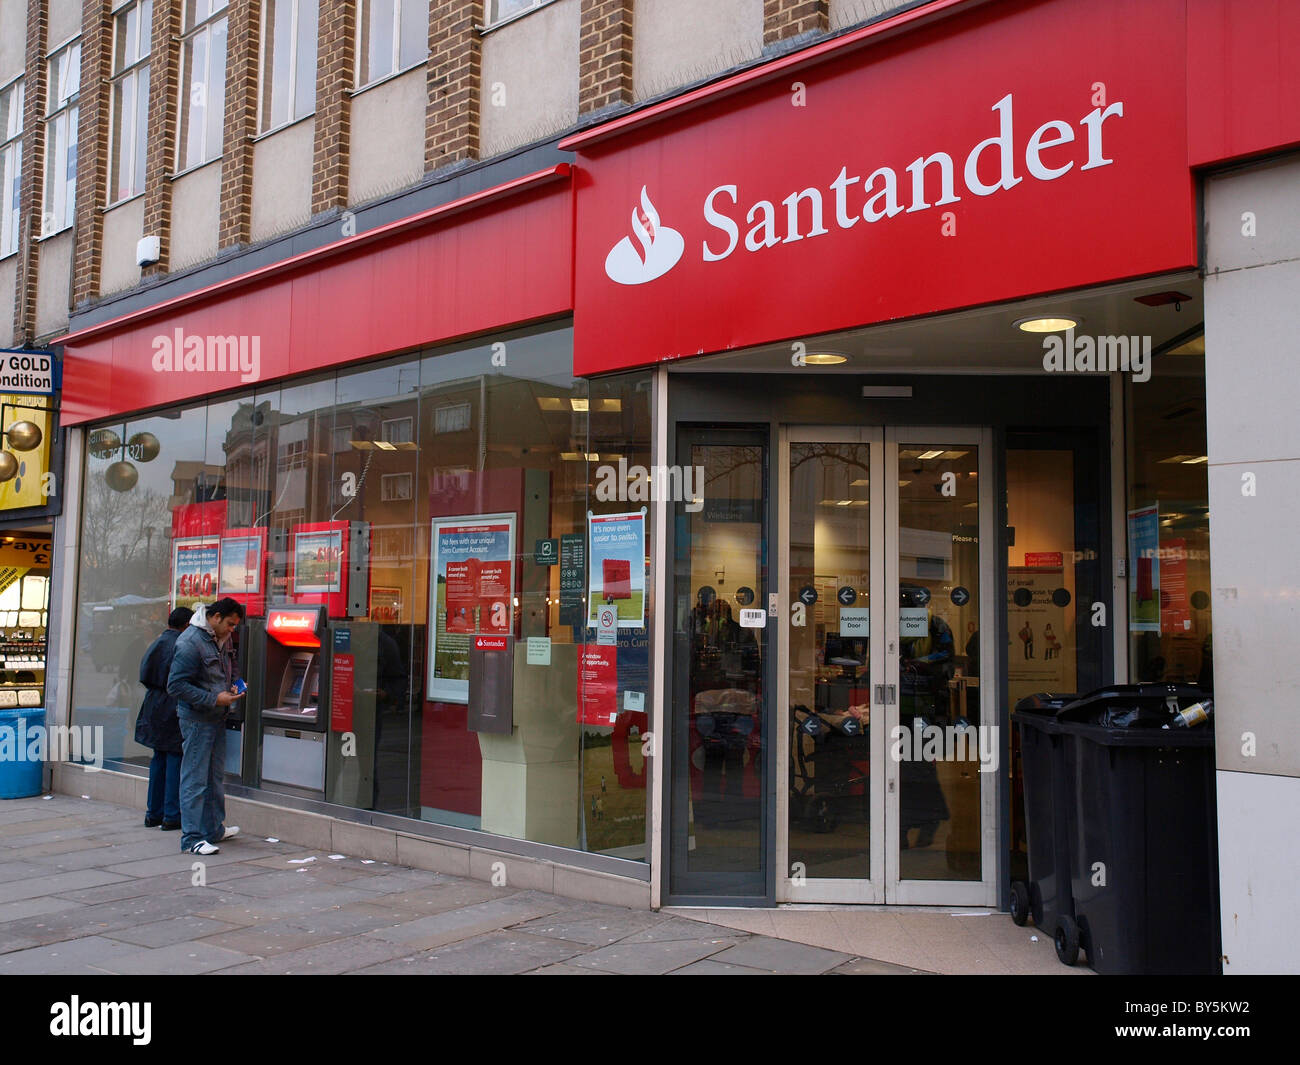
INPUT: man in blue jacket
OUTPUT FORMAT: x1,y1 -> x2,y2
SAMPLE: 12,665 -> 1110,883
167,597 -> 245,855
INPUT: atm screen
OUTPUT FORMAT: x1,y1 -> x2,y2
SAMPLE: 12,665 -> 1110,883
286,662 -> 308,703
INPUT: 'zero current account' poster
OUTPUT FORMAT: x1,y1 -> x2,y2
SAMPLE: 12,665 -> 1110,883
428,514 -> 515,704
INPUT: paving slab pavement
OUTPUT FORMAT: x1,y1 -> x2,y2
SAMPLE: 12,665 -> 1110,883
0,793 -> 1075,974
0,795 -> 900,974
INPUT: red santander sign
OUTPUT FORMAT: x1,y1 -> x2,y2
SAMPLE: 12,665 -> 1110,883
568,0 -> 1195,375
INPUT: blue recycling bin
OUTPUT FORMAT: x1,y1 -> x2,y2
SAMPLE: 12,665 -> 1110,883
0,707 -> 45,799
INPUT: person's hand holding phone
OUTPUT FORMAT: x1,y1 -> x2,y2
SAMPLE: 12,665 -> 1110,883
216,681 -> 247,708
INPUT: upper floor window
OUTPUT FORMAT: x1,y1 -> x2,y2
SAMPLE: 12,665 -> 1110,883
486,0 -> 550,28
110,0 -> 152,203
42,40 -> 80,237
177,0 -> 228,170
434,403 -> 471,435
0,79 -> 21,257
357,0 -> 428,88
260,0 -> 317,133
381,416 -> 413,445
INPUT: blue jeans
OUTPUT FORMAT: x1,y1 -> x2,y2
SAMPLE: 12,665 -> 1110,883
177,707 -> 227,851
146,750 -> 181,823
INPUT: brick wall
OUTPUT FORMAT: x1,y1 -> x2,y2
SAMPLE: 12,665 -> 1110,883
71,0 -> 113,307
579,0 -> 631,114
219,0 -> 261,250
313,0 -> 355,215
763,0 -> 829,46
11,0 -> 47,344
140,0 -> 182,278
426,0 -> 482,170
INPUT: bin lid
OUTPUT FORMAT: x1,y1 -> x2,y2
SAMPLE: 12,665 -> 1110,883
1011,692 -> 1079,733
1055,717 -> 1215,747
1014,692 -> 1079,713
1056,683 -> 1210,732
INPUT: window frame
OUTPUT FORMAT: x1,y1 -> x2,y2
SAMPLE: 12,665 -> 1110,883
355,0 -> 429,89
381,416 -> 413,445
108,0 -> 153,205
42,38 -> 81,238
433,402 -> 471,435
258,0 -> 319,135
482,0 -> 555,32
380,472 -> 413,503
0,77 -> 22,258
176,0 -> 229,172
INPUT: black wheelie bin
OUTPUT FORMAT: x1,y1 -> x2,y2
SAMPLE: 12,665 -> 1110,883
1054,684 -> 1220,974
1009,693 -> 1078,933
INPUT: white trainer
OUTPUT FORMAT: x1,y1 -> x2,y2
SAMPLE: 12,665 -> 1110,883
219,826 -> 240,841
191,840 -> 219,855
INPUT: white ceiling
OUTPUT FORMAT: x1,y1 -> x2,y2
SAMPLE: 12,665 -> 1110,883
669,272 -> 1205,374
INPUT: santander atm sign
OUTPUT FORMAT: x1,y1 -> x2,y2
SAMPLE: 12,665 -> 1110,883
574,0 -> 1196,375
605,92 -> 1125,286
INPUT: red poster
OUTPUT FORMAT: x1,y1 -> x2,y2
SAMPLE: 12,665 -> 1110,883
602,557 -> 632,601
331,653 -> 354,732
445,559 -> 479,633
477,561 -> 511,634
578,644 -> 619,726
1135,555 -> 1154,604
1160,538 -> 1191,633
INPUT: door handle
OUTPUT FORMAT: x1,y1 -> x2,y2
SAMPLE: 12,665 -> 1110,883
874,684 -> 897,705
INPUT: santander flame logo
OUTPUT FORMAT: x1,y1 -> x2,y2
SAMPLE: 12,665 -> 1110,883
603,186 -> 685,285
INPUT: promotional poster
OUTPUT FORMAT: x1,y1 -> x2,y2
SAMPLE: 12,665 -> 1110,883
587,509 -> 646,628
428,514 -> 515,703
293,528 -> 345,595
172,537 -> 220,611
1127,504 -> 1160,633
1006,565 -> 1073,708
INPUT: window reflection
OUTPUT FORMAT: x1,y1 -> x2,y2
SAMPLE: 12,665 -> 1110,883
1125,344 -> 1213,688
70,324 -> 651,862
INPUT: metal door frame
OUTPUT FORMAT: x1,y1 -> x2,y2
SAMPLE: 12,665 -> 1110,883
884,426 -> 997,906
777,426 -> 886,903
775,425 -> 997,906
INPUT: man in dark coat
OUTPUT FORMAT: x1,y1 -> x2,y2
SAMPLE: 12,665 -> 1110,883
135,607 -> 193,829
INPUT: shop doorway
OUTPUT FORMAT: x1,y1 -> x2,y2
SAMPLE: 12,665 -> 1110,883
668,425 -> 996,906
778,426 -> 995,905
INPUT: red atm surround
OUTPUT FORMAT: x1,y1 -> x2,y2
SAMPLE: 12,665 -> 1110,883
266,605 -> 325,649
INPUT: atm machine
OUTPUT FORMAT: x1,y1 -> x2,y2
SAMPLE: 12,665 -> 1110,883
260,604 -> 329,797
